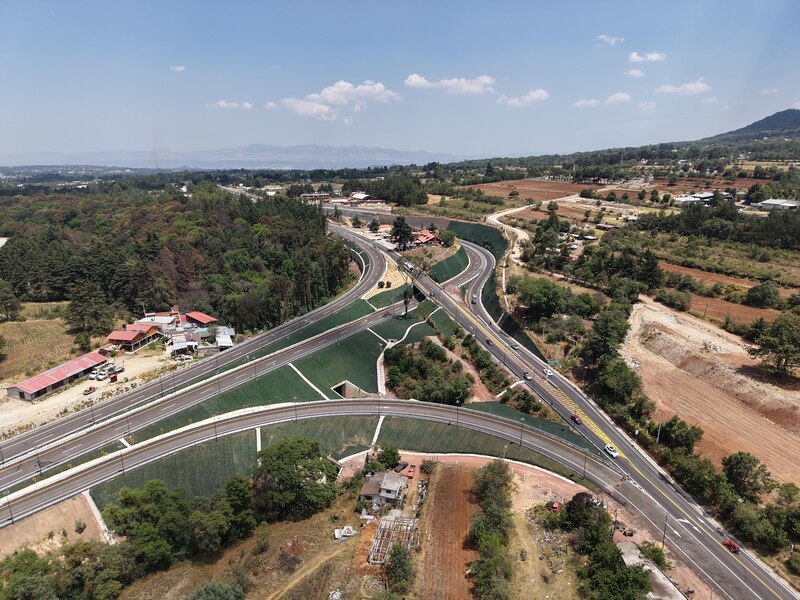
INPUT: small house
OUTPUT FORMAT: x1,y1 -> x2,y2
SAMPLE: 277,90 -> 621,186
359,472 -> 408,506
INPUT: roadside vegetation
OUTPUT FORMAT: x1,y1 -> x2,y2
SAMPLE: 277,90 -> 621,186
544,492 -> 651,599
385,338 -> 473,405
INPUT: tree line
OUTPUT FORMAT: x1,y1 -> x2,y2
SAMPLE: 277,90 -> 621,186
0,182 -> 353,333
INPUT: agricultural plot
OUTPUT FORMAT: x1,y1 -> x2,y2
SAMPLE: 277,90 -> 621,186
0,318 -> 76,383
465,179 -> 592,201
377,417 -> 595,488
293,330 -> 383,394
430,245 -> 469,283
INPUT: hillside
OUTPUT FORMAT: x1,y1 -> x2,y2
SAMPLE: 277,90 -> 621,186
703,109 -> 800,143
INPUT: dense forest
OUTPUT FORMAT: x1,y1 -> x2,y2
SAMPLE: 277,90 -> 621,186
0,182 -> 353,331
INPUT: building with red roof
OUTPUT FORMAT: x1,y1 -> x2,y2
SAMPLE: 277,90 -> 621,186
107,323 -> 161,352
7,352 -> 108,401
412,229 -> 441,246
185,311 -> 218,326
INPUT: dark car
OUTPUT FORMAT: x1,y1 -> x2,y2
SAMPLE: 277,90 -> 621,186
393,461 -> 409,473
486,338 -> 494,346
570,414 -> 583,425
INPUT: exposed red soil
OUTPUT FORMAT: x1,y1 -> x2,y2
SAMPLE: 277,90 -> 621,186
463,179 -> 595,200
687,295 -> 780,323
414,465 -> 478,600
648,176 -> 763,195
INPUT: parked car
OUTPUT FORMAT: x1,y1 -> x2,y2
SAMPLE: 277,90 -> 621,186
604,444 -> 619,459
570,414 -> 583,425
83,386 -> 96,395
405,465 -> 416,478
523,372 -> 532,381
88,370 -> 98,380
113,365 -> 125,373
393,461 -> 409,473
96,372 -> 107,381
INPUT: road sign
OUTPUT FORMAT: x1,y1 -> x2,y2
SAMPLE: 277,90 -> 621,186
548,360 -> 560,366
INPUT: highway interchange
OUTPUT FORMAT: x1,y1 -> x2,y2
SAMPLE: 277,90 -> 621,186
0,218 -> 797,599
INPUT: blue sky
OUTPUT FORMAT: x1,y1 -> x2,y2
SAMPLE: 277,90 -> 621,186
1,0 -> 799,159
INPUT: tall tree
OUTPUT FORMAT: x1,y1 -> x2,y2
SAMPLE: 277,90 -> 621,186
65,281 -> 115,334
722,452 -> 774,501
0,279 -> 21,321
391,216 -> 414,251
749,311 -> 800,374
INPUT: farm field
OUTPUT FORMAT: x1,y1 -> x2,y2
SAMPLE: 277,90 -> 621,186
0,318 -> 76,384
464,178 -> 594,200
413,465 -> 478,600
620,297 -> 800,482
647,175 -> 764,195
687,294 -> 780,323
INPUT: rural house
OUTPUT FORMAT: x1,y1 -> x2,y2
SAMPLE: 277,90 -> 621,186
107,323 -> 161,353
359,472 -> 408,506
6,352 -> 108,401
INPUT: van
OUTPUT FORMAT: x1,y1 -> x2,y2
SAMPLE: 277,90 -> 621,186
471,294 -> 477,304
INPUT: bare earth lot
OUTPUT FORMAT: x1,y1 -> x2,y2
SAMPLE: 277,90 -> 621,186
621,297 -> 800,482
465,179 -> 594,200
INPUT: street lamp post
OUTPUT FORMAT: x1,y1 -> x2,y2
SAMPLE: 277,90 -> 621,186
661,513 -> 669,549
583,454 -> 587,479
502,444 -> 508,460
518,417 -> 525,447
293,396 -> 298,422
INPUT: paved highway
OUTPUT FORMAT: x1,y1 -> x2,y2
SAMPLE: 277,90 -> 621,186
1,220 -> 796,599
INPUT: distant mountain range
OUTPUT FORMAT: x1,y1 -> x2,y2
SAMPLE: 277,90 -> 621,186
0,144 -> 465,170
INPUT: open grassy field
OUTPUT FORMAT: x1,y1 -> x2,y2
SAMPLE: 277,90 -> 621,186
377,417 -> 596,489
91,416 -> 378,509
0,318 -> 76,383
368,284 -> 409,308
293,330 -> 383,394
18,301 -> 69,320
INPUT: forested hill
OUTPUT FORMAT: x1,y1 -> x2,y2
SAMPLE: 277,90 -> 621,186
703,109 -> 800,143
0,182 -> 353,332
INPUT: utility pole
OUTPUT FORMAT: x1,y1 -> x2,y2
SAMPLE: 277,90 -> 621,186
662,513 -> 669,548
583,454 -> 587,479
518,417 -> 525,446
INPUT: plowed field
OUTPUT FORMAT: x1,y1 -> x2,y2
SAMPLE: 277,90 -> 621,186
414,465 -> 478,599
465,179 -> 593,200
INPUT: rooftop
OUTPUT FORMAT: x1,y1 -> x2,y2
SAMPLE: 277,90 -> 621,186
185,311 -> 218,325
11,352 -> 107,394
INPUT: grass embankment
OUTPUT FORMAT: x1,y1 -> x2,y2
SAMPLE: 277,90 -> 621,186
377,417 -> 597,490
430,245 -> 469,283
91,416 -> 378,509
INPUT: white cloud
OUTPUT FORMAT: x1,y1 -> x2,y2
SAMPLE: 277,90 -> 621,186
264,102 -> 278,110
169,65 -> 186,72
629,51 -> 666,63
627,68 -> 644,78
655,77 -> 711,95
280,79 -> 398,120
597,34 -> 623,46
701,96 -> 719,104
573,99 -> 601,108
205,100 -> 253,110
497,89 -> 549,108
638,102 -> 656,110
404,73 -> 495,95
606,92 -> 631,105
792,102 -> 800,109
760,88 -> 778,95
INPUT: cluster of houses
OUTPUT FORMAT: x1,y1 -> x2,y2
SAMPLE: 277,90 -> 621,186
673,190 -> 799,211
107,309 -> 234,357
367,223 -> 442,250
314,191 -> 386,207
6,309 -> 234,402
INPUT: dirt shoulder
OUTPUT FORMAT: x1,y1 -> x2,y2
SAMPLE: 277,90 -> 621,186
620,297 -> 800,482
0,493 -> 105,559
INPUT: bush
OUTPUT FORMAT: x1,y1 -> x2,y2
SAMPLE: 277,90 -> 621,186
74,520 -> 86,534
639,541 -> 668,570
385,544 -> 415,594
788,553 -> 800,576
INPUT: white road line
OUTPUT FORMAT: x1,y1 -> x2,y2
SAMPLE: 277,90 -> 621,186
367,328 -> 388,344
371,415 -> 385,446
119,438 -> 131,448
288,363 -> 330,400
255,427 -> 261,453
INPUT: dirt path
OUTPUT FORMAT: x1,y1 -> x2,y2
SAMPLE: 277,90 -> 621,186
414,464 -> 478,600
261,545 -> 349,600
621,297 -> 800,482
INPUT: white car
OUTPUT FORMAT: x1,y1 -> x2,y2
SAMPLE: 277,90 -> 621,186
96,372 -> 107,381
523,372 -> 532,381
88,370 -> 98,380
542,368 -> 554,378
604,444 -> 620,459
